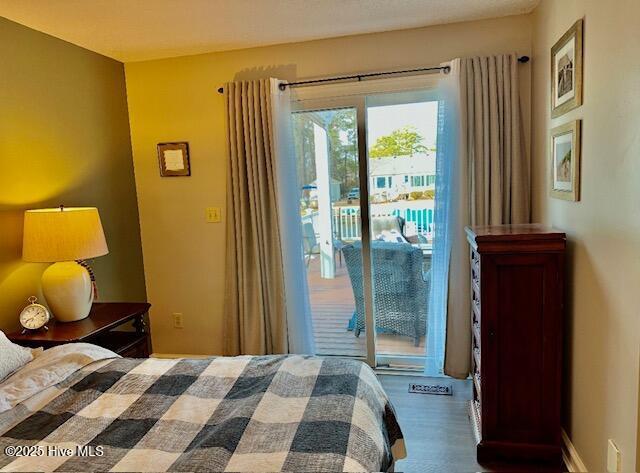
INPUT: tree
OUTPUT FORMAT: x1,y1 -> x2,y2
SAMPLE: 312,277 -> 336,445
292,113 -> 316,188
369,126 -> 428,158
292,109 -> 359,198
326,110 -> 358,194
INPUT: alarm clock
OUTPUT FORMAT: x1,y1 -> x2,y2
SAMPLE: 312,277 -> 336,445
19,296 -> 51,333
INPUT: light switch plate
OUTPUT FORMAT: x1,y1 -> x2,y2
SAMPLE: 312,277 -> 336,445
172,313 -> 184,329
206,207 -> 221,223
607,439 -> 621,473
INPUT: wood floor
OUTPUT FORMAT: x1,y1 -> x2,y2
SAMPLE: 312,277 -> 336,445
378,375 -> 566,473
307,257 -> 425,357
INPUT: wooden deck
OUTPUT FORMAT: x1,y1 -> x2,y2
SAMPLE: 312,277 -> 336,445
307,257 -> 425,357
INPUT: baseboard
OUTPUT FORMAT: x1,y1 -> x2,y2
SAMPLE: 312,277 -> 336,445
151,353 -> 212,359
562,429 -> 587,472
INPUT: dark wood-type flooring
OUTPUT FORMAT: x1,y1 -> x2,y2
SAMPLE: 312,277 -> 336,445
378,375 -> 566,473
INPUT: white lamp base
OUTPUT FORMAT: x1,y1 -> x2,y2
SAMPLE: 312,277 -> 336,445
42,261 -> 94,322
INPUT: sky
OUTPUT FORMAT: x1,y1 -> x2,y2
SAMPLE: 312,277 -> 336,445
367,101 -> 439,149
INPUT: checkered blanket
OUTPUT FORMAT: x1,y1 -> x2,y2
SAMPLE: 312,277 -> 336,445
0,355 -> 405,472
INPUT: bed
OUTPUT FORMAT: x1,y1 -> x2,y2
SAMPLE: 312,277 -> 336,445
0,344 -> 405,472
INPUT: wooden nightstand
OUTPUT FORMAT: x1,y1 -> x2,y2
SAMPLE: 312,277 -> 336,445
7,302 -> 152,358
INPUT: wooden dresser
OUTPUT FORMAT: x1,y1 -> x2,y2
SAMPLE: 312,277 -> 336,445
466,224 -> 565,465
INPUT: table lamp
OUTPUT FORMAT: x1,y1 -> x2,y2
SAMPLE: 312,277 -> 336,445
22,206 -> 109,322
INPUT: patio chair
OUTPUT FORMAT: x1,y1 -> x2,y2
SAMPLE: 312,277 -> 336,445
303,221 -> 346,268
302,222 -> 319,267
342,241 -> 429,346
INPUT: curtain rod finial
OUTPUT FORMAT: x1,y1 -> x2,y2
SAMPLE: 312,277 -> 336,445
518,55 -> 530,63
217,86 -> 224,94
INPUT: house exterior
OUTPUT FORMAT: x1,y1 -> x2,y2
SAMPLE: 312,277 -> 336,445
368,152 -> 436,200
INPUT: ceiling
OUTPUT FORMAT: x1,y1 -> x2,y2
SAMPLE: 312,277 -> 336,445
0,0 -> 539,62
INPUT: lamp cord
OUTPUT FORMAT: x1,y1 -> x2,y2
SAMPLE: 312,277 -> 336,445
76,259 -> 98,300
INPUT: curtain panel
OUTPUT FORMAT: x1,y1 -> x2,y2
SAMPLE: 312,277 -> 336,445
465,54 -> 530,225
270,80 -> 316,355
443,54 -> 531,378
223,79 -> 288,355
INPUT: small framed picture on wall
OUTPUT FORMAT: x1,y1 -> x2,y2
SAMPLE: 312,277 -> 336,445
157,142 -> 190,177
551,19 -> 584,118
550,120 -> 581,201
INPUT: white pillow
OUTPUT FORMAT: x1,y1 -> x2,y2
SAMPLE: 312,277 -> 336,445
375,229 -> 409,244
0,331 -> 33,381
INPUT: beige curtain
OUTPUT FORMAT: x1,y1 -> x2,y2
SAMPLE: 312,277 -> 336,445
444,54 -> 530,378
223,79 -> 288,355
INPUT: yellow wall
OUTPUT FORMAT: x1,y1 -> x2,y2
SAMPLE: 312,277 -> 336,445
531,1 -> 640,470
0,17 -> 146,331
124,14 -> 533,356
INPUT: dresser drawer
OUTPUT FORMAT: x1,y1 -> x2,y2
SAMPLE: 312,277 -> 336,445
471,247 -> 480,266
471,256 -> 481,282
472,296 -> 481,323
472,313 -> 481,348
473,345 -> 481,372
471,279 -> 481,304
473,371 -> 482,401
470,399 -> 482,445
117,337 -> 150,358
471,283 -> 481,350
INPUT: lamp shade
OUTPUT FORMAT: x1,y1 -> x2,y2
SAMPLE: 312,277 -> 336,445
23,207 -> 109,262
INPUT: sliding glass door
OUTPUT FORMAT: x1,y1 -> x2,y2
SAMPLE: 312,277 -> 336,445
291,77 -> 444,373
365,90 -> 441,370
292,106 -> 368,360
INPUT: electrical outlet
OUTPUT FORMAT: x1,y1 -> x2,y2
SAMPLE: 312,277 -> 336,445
206,207 -> 221,223
172,312 -> 184,329
607,439 -> 621,473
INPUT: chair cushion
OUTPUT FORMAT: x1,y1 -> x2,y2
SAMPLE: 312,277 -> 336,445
376,229 -> 408,244
372,217 -> 408,243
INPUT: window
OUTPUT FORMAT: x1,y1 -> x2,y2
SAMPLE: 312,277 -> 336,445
404,175 -> 409,183
411,175 -> 421,187
376,177 -> 386,188
388,176 -> 393,187
426,175 -> 436,186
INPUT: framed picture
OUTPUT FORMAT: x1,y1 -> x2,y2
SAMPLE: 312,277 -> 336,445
157,142 -> 190,177
550,120 -> 581,201
551,19 -> 583,118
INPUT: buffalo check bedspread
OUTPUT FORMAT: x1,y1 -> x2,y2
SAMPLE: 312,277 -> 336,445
0,354 -> 405,472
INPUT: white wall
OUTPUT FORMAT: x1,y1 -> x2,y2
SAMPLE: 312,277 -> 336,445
531,1 -> 640,470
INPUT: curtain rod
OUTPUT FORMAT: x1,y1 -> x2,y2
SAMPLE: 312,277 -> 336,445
217,55 -> 530,94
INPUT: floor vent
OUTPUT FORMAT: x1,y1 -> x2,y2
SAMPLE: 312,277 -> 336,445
408,382 -> 453,396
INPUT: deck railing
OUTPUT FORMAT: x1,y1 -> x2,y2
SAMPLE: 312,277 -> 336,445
302,201 -> 435,242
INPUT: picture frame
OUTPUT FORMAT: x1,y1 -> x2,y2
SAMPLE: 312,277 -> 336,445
157,142 -> 190,177
551,19 -> 583,118
550,120 -> 581,201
